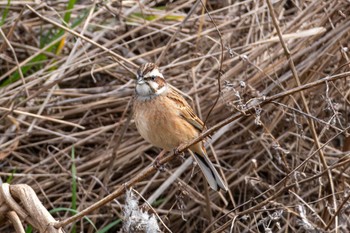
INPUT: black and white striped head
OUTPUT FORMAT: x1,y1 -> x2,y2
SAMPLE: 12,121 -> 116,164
135,63 -> 168,97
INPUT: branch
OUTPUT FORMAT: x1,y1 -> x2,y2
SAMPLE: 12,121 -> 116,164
55,70 -> 349,229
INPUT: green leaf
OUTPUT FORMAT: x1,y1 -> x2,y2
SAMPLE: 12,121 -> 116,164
25,225 -> 33,233
6,168 -> 17,183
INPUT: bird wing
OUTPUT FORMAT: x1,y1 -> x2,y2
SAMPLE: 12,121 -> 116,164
167,88 -> 204,133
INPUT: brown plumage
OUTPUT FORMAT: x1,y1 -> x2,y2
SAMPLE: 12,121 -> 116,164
133,63 -> 227,191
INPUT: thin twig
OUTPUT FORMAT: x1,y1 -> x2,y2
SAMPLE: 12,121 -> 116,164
26,4 -> 137,74
155,0 -> 200,65
54,151 -> 177,229
266,0 -> 338,230
201,0 -> 224,127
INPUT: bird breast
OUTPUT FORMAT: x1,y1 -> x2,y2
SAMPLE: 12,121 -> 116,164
133,95 -> 199,151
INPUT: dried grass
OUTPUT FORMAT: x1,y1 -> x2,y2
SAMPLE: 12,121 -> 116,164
1,0 -> 350,232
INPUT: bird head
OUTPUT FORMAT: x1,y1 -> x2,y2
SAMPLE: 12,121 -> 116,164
135,63 -> 168,97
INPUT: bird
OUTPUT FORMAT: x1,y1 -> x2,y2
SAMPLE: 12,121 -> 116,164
133,63 -> 227,191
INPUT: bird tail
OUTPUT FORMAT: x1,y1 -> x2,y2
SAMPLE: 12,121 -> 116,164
189,150 -> 227,191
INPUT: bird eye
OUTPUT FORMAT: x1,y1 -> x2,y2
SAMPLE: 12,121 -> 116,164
151,76 -> 156,80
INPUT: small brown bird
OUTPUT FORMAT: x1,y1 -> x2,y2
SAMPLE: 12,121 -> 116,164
133,63 -> 227,191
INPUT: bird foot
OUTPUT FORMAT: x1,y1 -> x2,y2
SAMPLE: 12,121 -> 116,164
153,149 -> 167,171
153,159 -> 165,172
174,147 -> 181,155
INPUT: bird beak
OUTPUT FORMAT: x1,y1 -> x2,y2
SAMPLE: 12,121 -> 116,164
137,76 -> 145,84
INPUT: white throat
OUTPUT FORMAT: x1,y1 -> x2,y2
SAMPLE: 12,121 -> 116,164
136,82 -> 168,100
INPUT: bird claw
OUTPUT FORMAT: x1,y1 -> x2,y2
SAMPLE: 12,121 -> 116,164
174,147 -> 181,155
153,159 -> 165,172
174,148 -> 185,162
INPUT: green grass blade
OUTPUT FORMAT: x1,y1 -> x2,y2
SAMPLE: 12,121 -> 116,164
97,219 -> 122,233
6,168 -> 17,183
49,208 -> 97,231
0,54 -> 47,87
25,225 -> 32,233
0,0 -> 11,26
130,12 -> 184,22
64,0 -> 77,23
0,3 -> 87,87
152,198 -> 165,207
55,0 -> 77,55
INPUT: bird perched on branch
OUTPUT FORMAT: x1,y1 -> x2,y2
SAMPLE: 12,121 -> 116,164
133,63 -> 227,191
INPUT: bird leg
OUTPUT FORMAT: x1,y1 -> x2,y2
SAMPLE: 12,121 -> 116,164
153,149 -> 167,171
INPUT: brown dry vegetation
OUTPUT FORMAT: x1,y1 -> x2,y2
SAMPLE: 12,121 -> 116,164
1,0 -> 350,232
